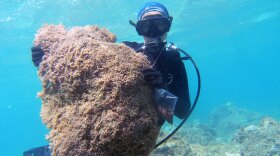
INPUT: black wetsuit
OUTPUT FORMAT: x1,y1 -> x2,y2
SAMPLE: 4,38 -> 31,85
123,41 -> 191,119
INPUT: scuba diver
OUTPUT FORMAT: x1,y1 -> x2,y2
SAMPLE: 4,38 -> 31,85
123,2 -> 191,124
26,2 -> 200,155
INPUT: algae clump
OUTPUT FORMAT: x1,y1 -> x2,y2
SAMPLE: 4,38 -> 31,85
34,24 -> 160,156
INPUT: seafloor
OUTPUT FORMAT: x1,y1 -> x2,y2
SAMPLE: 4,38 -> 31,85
151,103 -> 280,156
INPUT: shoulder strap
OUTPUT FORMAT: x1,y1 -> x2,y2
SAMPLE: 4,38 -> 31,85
165,42 -> 181,61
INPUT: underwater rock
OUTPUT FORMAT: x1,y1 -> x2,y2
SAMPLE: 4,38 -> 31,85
184,121 -> 217,145
151,131 -> 195,156
233,117 -> 280,155
34,24 -> 161,156
151,121 -> 233,156
151,103 -> 279,156
151,128 -> 240,156
209,102 -> 263,140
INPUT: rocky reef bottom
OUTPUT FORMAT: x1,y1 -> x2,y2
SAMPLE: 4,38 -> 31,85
151,103 -> 280,156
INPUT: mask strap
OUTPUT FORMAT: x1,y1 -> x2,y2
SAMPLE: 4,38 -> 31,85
129,20 -> 136,27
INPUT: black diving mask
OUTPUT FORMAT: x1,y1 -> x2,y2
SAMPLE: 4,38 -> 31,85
136,16 -> 173,38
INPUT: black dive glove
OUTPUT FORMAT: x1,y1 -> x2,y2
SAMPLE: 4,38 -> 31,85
142,68 -> 164,88
31,46 -> 44,67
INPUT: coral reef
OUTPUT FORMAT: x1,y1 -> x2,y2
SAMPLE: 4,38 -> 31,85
152,134 -> 195,156
151,104 -> 279,156
34,24 -> 161,156
184,121 -> 217,145
151,122 -> 240,156
209,102 -> 262,140
233,117 -> 280,155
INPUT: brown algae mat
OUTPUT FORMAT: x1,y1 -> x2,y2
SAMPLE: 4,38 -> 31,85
33,24 -> 161,156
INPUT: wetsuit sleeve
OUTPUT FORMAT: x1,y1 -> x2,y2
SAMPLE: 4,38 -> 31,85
122,41 -> 145,52
122,41 -> 140,50
168,52 -> 191,119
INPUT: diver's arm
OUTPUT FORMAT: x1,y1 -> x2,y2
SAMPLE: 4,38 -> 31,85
168,52 -> 191,119
122,41 -> 144,52
122,41 -> 139,49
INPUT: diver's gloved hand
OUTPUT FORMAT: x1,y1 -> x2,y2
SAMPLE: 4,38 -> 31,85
31,46 -> 44,67
142,68 -> 164,88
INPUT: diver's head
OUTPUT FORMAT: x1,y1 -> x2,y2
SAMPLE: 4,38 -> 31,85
136,2 -> 173,46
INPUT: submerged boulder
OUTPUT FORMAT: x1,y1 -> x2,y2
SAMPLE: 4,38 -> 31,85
233,117 -> 280,155
209,102 -> 262,140
34,24 -> 160,156
152,104 -> 279,156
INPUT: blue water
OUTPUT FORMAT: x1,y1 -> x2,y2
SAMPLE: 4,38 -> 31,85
0,0 -> 279,155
